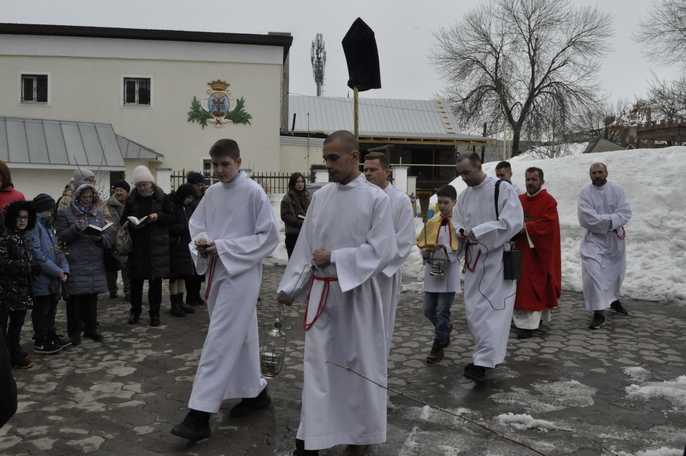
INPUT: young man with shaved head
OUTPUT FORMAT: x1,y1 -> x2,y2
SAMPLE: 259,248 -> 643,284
578,162 -> 632,329
363,151 -> 415,355
454,153 -> 524,383
278,131 -> 397,456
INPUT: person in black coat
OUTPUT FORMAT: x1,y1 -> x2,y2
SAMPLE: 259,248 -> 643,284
121,166 -> 172,327
183,172 -> 207,308
168,184 -> 197,317
280,172 -> 310,258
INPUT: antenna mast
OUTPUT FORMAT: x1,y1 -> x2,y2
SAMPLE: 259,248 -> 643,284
311,33 -> 326,96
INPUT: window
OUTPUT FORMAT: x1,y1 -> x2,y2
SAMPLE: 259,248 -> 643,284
21,74 -> 48,103
203,159 -> 213,177
123,77 -> 151,105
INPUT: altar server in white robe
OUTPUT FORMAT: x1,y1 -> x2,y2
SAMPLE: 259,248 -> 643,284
171,139 -> 279,442
578,162 -> 632,330
363,151 -> 416,353
278,131 -> 397,456
454,153 -> 523,383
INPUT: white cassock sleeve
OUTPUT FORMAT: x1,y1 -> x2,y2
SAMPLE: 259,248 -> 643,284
278,193 -> 316,299
214,191 -> 279,277
577,186 -> 632,234
471,183 -> 524,250
382,195 -> 416,277
331,194 -> 397,292
188,195 -> 210,275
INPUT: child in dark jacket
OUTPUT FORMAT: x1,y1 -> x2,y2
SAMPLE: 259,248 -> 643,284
0,201 -> 37,369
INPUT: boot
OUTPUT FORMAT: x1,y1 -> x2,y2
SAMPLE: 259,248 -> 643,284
149,301 -> 161,327
229,387 -> 272,418
464,363 -> 488,383
589,311 -> 606,330
179,293 -> 195,314
170,294 -> 186,318
293,439 -> 319,456
127,311 -> 140,325
171,409 -> 211,442
610,300 -> 629,316
426,341 -> 444,364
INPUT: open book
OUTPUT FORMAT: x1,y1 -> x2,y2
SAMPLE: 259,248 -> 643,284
127,216 -> 149,227
83,222 -> 114,236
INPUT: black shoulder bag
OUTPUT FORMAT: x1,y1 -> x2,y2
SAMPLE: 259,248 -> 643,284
495,180 -> 521,281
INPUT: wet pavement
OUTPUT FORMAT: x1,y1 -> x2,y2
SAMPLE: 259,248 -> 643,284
2,263 -> 686,456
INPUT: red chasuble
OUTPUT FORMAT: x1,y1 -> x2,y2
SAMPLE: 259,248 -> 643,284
514,189 -> 562,312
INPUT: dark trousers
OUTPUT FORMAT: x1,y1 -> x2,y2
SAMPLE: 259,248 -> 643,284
0,308 -> 28,363
130,278 -> 162,317
0,325 -> 17,428
185,276 -> 203,305
285,233 -> 299,259
106,266 -> 129,297
31,294 -> 59,343
423,292 -> 455,345
67,294 -> 98,337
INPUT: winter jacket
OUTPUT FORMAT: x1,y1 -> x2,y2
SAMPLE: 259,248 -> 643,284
55,187 -> 110,296
104,195 -> 128,270
30,217 -> 69,297
0,202 -> 36,312
0,186 -> 25,236
168,186 -> 196,278
280,190 -> 310,236
121,186 -> 172,280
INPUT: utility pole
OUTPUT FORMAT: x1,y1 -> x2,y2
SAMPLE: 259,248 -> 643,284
311,33 -> 326,96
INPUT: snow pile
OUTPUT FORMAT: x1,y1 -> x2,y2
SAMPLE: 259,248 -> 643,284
626,375 -> 686,409
495,413 -> 565,432
624,367 -> 651,383
514,142 -> 588,161
635,448 -> 684,456
436,146 -> 686,302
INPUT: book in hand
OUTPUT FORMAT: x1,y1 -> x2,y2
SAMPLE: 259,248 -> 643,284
83,222 -> 113,236
127,216 -> 149,227
297,214 -> 306,220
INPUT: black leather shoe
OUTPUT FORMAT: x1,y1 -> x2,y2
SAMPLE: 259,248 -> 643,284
610,300 -> 629,316
128,312 -> 140,324
464,363 -> 487,383
229,387 -> 272,418
171,410 -> 211,442
589,311 -> 606,330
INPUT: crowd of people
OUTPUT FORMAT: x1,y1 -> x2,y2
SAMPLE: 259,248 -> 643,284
0,132 -> 634,454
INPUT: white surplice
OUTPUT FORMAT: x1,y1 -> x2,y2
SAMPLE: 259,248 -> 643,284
278,174 -> 396,451
186,173 -> 279,413
377,183 -> 416,353
454,176 -> 524,368
577,181 -> 632,311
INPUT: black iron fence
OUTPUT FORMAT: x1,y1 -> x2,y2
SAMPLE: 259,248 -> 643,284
170,170 -> 302,195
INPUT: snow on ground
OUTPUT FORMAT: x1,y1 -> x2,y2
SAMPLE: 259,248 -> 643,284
429,146 -> 686,302
494,413 -> 566,432
614,448 -> 685,456
512,142 -> 588,161
270,147 -> 685,302
624,367 -> 651,383
626,375 -> 686,409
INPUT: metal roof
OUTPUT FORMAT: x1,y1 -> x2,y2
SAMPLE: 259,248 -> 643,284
0,117 -> 125,169
116,134 -> 163,161
0,23 -> 293,61
288,95 -> 485,141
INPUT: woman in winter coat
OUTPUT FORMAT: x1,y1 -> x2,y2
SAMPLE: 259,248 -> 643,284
55,183 -> 111,346
104,180 -> 130,299
168,184 -> 197,317
121,166 -> 172,327
280,172 -> 310,258
30,194 -> 70,354
0,201 -> 37,368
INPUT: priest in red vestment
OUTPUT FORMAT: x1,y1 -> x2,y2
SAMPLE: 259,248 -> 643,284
513,167 -> 561,338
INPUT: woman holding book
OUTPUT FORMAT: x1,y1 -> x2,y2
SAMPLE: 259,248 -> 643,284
55,183 -> 111,345
121,166 -> 172,327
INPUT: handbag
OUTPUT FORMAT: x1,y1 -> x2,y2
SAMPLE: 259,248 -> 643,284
494,180 -> 521,281
114,222 -> 132,257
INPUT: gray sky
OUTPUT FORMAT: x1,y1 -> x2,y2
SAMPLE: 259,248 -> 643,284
2,0 -> 682,103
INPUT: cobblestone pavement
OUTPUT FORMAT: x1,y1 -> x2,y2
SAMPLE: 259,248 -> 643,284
2,264 -> 686,456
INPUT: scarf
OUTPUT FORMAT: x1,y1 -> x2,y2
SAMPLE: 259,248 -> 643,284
416,213 -> 459,252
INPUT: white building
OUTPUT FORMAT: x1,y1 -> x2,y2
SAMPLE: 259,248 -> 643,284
0,23 -> 292,198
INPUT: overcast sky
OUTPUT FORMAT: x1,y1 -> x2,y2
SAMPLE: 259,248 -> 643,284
2,0 -> 682,103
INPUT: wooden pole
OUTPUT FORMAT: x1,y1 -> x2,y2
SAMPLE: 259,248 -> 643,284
353,87 -> 359,140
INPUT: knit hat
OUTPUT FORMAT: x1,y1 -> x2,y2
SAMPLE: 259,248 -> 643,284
111,180 -> 131,193
71,168 -> 95,191
32,193 -> 55,213
186,171 -> 205,185
132,165 -> 155,185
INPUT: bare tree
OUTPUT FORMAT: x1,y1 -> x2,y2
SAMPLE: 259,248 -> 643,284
434,0 -> 612,156
637,0 -> 686,65
647,77 -> 686,120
